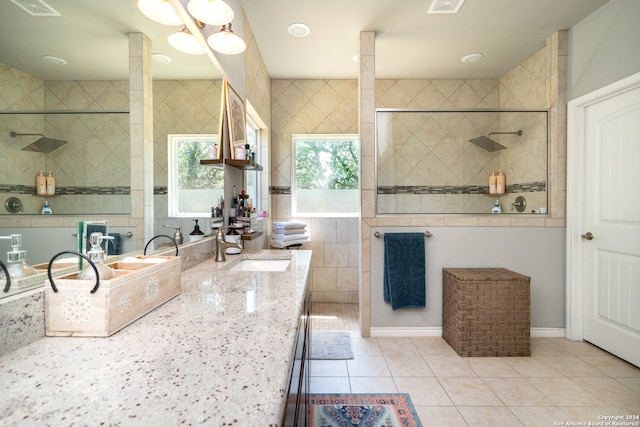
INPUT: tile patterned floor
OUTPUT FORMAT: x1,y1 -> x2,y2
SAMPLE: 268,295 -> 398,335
310,303 -> 640,427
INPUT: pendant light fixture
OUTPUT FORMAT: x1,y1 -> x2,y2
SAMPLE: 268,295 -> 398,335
187,0 -> 234,25
207,24 -> 246,55
137,0 -> 183,26
168,27 -> 206,55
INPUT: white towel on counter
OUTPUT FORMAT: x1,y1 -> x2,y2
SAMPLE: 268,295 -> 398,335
272,227 -> 307,235
268,236 -> 310,248
269,233 -> 310,243
272,221 -> 307,229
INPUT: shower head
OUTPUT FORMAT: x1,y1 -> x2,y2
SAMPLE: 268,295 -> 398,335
9,131 -> 68,153
468,130 -> 523,152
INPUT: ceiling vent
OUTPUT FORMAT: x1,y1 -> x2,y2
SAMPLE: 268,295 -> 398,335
428,0 -> 466,14
10,0 -> 60,16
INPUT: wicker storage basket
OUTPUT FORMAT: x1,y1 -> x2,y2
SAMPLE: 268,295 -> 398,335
442,268 -> 530,357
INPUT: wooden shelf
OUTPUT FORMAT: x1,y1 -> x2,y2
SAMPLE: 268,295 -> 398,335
225,159 -> 263,171
199,159 -> 224,168
200,158 -> 263,171
240,231 -> 263,241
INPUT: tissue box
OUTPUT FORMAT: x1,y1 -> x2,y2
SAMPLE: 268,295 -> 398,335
45,256 -> 181,337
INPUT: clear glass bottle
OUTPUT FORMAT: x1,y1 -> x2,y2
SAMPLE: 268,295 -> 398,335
78,232 -> 115,280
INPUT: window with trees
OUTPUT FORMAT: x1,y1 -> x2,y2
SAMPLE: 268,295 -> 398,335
292,134 -> 359,217
168,134 -> 223,217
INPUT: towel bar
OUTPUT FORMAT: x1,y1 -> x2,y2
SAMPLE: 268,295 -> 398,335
374,231 -> 432,238
71,231 -> 134,238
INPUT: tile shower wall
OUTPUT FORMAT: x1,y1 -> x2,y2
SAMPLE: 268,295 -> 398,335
376,110 -> 547,214
271,80 -> 360,303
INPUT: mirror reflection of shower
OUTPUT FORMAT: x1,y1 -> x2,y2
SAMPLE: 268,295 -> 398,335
9,132 -> 68,153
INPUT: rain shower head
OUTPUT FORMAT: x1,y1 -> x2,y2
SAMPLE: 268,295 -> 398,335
468,130 -> 523,152
9,131 -> 68,153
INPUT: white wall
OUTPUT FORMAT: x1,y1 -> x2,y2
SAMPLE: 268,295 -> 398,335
568,0 -> 640,99
371,227 -> 566,329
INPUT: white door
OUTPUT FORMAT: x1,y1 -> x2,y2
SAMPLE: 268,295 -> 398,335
581,85 -> 640,367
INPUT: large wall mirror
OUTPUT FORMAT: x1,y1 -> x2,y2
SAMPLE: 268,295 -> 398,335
0,0 -> 223,217
0,1 -> 227,299
376,109 -> 548,215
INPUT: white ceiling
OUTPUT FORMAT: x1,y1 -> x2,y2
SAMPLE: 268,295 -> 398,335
0,0 -> 609,82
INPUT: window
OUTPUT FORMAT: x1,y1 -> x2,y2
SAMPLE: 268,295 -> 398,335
292,134 -> 360,217
168,134 -> 223,217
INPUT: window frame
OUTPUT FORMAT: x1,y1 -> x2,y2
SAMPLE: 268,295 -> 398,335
167,133 -> 222,218
291,133 -> 360,218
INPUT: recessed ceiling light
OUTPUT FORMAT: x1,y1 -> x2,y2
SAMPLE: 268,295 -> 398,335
428,0 -> 466,14
288,22 -> 310,38
461,53 -> 484,63
152,53 -> 172,64
41,55 -> 67,66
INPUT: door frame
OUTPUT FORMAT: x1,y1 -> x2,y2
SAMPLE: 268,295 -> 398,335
566,71 -> 640,340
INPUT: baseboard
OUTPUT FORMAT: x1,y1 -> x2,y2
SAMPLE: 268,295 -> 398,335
370,327 -> 566,338
530,327 -> 566,337
370,327 -> 442,337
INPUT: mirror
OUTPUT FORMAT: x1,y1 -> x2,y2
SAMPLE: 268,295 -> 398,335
376,110 -> 548,214
0,0 -> 223,216
0,0 -> 228,298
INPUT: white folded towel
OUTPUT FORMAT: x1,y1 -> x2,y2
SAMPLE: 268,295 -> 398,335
272,221 -> 307,229
272,227 -> 307,235
268,236 -> 310,248
269,233 -> 310,243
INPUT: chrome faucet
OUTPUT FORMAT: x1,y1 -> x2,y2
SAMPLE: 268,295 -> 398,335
214,227 -> 242,262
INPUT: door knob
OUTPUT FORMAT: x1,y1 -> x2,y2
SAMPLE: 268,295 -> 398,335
581,232 -> 594,240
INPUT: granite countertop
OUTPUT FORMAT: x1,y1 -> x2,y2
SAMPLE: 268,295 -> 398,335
0,249 -> 312,426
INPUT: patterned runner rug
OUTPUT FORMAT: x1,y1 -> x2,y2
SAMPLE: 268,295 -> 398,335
308,393 -> 422,427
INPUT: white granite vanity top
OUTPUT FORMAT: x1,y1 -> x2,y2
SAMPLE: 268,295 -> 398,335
0,249 -> 312,426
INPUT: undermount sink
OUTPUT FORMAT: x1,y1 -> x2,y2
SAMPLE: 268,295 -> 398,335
227,259 -> 291,272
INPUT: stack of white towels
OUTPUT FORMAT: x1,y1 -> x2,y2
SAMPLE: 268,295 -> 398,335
268,221 -> 310,248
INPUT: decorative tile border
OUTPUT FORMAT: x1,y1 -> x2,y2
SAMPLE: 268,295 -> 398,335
269,186 -> 291,195
377,181 -> 546,195
0,185 -> 172,196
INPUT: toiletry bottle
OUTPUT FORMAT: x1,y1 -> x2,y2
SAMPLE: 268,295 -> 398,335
78,232 -> 115,280
189,219 -> 205,242
41,201 -> 52,214
496,170 -> 506,194
0,234 -> 38,280
46,171 -> 56,195
36,171 -> 46,195
492,200 -> 501,214
489,170 -> 496,194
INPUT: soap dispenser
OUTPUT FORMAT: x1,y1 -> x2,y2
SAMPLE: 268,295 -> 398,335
42,201 -> 52,214
163,225 -> 183,245
0,234 -> 38,281
78,232 -> 115,280
189,219 -> 205,242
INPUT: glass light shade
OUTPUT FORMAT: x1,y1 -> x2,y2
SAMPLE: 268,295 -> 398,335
207,24 -> 246,55
137,0 -> 183,26
188,0 -> 234,25
168,29 -> 206,55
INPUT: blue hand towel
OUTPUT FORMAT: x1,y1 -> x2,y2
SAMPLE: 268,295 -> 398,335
383,233 -> 426,310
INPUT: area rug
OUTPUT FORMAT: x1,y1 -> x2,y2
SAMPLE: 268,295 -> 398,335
308,393 -> 422,427
310,331 -> 354,360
